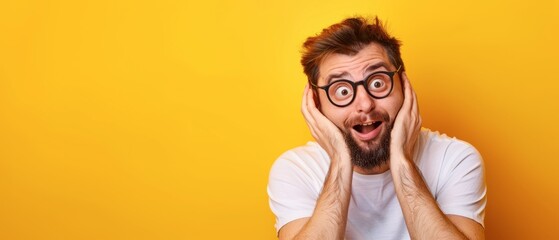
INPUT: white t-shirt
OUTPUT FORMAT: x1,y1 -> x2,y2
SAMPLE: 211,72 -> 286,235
267,129 -> 486,240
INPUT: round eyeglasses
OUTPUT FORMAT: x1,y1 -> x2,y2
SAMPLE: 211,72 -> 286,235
311,65 -> 401,107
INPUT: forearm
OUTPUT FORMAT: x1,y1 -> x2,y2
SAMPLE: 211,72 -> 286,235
294,154 -> 353,240
391,155 -> 468,240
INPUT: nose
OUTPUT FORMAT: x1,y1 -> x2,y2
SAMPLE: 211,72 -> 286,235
353,85 -> 375,113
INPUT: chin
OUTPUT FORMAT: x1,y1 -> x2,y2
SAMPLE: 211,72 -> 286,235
361,141 -> 382,152
344,123 -> 393,169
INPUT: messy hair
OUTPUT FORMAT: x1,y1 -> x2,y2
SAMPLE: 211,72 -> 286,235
301,16 -> 404,86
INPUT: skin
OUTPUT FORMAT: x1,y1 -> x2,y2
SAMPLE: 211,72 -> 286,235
279,43 -> 485,240
316,43 -> 403,174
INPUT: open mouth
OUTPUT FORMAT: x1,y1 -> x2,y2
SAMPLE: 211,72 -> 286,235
353,121 -> 382,134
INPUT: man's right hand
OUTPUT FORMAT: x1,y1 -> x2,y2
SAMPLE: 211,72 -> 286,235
279,84 -> 354,240
301,84 -> 351,163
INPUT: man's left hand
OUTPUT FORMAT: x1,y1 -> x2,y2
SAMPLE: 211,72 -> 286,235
390,72 -> 422,161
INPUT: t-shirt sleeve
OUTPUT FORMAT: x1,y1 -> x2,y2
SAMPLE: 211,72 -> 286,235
436,141 -> 487,227
267,150 -> 321,234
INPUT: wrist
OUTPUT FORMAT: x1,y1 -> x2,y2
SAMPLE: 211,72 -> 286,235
331,151 -> 352,166
390,148 -> 411,166
326,153 -> 351,176
327,144 -> 351,162
390,145 -> 405,159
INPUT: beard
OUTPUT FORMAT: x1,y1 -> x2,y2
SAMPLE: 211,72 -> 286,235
343,121 -> 393,169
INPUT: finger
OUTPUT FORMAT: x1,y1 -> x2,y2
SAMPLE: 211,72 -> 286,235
302,116 -> 319,139
305,85 -> 320,123
301,84 -> 314,122
301,84 -> 308,111
305,84 -> 330,135
301,84 -> 309,118
402,72 -> 415,114
305,86 -> 344,140
400,71 -> 413,114
405,72 -> 421,124
306,85 -> 329,126
303,87 -> 332,141
301,85 -> 323,139
306,85 -> 320,114
307,122 -> 320,140
404,72 -> 419,113
403,72 -> 422,129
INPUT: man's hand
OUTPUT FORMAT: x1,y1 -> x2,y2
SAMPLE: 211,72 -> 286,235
301,84 -> 350,162
389,73 -> 484,240
278,85 -> 353,240
390,72 -> 422,161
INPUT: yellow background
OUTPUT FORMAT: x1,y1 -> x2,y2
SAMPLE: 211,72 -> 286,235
1,0 -> 558,239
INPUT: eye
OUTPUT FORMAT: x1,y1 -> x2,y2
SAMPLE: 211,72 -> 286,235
333,85 -> 353,99
369,78 -> 386,90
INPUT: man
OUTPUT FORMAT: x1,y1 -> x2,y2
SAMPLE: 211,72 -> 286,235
267,16 -> 486,240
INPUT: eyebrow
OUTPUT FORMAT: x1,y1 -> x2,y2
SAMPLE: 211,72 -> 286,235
324,62 -> 389,84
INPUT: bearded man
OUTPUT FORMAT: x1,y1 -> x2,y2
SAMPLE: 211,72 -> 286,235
267,16 -> 486,240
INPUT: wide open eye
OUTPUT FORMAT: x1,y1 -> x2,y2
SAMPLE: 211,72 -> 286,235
329,81 -> 354,101
367,74 -> 390,94
369,78 -> 386,90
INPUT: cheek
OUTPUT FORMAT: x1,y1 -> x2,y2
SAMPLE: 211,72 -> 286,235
391,81 -> 405,115
316,91 -> 327,110
385,93 -> 405,121
395,91 -> 405,109
320,104 -> 349,129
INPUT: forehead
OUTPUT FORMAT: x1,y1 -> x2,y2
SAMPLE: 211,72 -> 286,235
318,43 -> 390,84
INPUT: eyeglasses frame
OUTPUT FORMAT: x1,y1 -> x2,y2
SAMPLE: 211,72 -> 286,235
310,65 -> 402,108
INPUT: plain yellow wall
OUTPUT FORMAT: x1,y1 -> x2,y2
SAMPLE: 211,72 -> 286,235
1,0 -> 558,239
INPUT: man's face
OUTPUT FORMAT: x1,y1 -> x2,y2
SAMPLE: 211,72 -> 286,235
316,43 -> 404,169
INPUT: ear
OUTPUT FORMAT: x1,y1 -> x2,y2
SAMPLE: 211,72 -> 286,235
312,88 -> 321,110
308,79 -> 322,110
398,71 -> 405,94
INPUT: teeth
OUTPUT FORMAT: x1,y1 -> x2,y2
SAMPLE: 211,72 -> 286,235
362,121 -> 376,126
